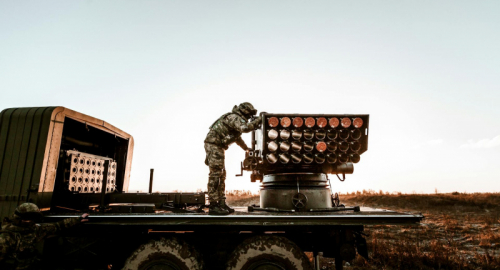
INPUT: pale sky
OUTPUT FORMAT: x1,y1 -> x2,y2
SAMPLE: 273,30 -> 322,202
1,1 -> 499,194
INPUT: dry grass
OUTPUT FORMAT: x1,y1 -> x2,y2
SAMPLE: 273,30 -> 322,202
226,190 -> 259,206
229,191 -> 500,269
341,193 -> 500,270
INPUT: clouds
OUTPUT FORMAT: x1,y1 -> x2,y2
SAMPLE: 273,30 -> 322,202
461,135 -> 500,149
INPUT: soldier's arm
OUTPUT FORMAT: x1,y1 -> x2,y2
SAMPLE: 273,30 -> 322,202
38,216 -> 83,237
227,115 -> 261,133
0,233 -> 14,261
235,136 -> 249,151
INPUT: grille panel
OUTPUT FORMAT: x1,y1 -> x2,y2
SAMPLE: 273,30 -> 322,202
66,150 -> 117,193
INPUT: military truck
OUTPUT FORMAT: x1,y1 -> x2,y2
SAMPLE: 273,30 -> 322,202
0,107 -> 423,270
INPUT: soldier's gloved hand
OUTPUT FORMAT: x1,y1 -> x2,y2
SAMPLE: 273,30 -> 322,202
80,213 -> 89,223
254,116 -> 262,124
247,116 -> 262,130
249,116 -> 262,128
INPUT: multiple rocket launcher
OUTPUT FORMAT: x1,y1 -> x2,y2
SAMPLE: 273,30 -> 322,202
250,113 -> 369,176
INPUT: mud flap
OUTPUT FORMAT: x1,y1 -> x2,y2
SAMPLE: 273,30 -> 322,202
355,233 -> 369,260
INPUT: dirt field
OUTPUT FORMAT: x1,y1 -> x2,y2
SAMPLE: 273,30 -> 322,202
227,192 -> 500,270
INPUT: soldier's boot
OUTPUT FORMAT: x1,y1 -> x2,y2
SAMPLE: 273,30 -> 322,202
219,199 -> 235,214
209,201 -> 229,216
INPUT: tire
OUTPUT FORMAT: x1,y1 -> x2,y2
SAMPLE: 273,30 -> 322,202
226,235 -> 312,270
122,237 -> 203,270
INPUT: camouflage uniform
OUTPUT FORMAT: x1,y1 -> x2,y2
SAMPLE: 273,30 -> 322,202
0,203 -> 82,270
204,103 -> 261,203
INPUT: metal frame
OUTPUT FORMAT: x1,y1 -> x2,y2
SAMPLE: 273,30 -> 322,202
39,107 -> 134,193
44,207 -> 423,227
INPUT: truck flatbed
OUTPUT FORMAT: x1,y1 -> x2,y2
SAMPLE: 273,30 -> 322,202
44,206 -> 423,228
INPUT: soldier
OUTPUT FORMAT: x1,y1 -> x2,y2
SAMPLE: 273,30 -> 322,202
0,203 -> 88,270
204,102 -> 262,215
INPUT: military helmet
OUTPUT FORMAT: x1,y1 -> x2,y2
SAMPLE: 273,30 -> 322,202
15,202 -> 42,221
238,102 -> 257,118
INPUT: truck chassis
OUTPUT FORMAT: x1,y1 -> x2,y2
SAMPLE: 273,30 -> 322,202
42,207 -> 423,270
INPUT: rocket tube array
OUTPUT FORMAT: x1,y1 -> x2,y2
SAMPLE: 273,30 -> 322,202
265,116 -> 364,165
68,153 -> 117,193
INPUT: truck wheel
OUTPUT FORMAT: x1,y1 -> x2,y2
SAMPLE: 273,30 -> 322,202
123,237 -> 203,270
226,235 -> 312,270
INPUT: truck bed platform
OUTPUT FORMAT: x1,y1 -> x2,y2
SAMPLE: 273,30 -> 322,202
44,206 -> 423,229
